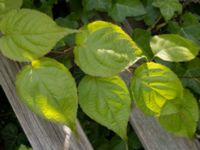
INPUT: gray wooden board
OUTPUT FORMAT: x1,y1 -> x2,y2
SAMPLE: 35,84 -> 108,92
1,26 -> 200,149
121,68 -> 200,150
0,54 -> 93,150
120,19 -> 200,150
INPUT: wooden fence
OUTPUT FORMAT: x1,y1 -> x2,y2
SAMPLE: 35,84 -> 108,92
1,54 -> 200,150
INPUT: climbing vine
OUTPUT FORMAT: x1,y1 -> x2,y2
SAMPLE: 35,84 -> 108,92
0,0 -> 200,144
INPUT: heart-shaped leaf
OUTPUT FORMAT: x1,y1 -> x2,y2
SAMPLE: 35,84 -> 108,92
108,0 -> 146,22
158,89 -> 199,138
152,0 -> 182,21
78,75 -> 131,140
0,9 -> 76,62
130,62 -> 183,115
74,21 -> 142,77
16,57 -> 78,130
150,34 -> 199,62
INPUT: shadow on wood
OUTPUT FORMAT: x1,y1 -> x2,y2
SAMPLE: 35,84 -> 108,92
1,53 -> 200,150
120,70 -> 200,150
0,55 -> 93,150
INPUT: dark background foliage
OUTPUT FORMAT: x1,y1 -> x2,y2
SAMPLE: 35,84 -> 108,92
1,0 -> 200,149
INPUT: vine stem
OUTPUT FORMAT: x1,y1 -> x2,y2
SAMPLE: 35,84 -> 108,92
49,47 -> 74,55
147,16 -> 162,32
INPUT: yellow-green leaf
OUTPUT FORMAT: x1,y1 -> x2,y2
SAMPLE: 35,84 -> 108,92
150,34 -> 199,62
16,57 -> 78,130
0,9 -> 76,62
74,21 -> 142,77
78,75 -> 131,140
130,62 -> 183,115
158,89 -> 199,138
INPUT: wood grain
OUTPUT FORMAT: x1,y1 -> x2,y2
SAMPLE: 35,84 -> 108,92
1,19 -> 200,149
121,70 -> 200,150
120,19 -> 200,150
0,54 -> 93,150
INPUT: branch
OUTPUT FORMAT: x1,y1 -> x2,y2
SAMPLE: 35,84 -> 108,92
46,47 -> 74,58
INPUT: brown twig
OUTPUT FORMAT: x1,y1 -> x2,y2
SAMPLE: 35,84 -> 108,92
147,16 -> 162,32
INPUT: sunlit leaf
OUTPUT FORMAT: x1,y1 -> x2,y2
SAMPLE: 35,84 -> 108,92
0,9 -> 76,61
150,34 -> 199,62
16,57 -> 78,130
74,20 -> 142,77
130,62 -> 183,114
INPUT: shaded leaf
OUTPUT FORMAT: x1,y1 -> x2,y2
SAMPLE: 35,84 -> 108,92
108,0 -> 146,22
152,0 -> 182,21
18,144 -> 32,150
167,12 -> 200,45
179,25 -> 200,45
159,89 -> 199,138
78,76 -> 131,140
132,28 -> 153,60
141,0 -> 160,26
82,0 -> 112,12
0,123 -> 27,150
0,0 -> 22,16
181,12 -> 199,27
182,58 -> 200,95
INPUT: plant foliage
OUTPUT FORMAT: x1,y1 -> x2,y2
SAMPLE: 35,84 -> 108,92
0,1 -> 200,148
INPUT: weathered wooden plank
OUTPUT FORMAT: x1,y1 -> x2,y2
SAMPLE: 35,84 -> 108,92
120,19 -> 200,150
121,70 -> 200,150
0,54 -> 93,150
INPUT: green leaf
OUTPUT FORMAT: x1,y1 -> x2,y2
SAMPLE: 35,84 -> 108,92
38,0 -> 58,17
141,0 -> 160,26
132,28 -> 153,60
108,0 -> 146,22
78,75 -> 131,140
130,62 -> 183,115
0,9 -> 76,62
74,21 -> 142,77
167,13 -> 200,45
0,123 -> 28,150
18,144 -> 32,150
82,0 -> 112,12
152,0 -> 182,21
182,58 -> 200,95
150,34 -> 199,62
158,89 -> 199,138
22,0 -> 35,8
179,25 -> 200,45
181,12 -> 199,27
0,0 -> 22,16
16,57 -> 78,130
